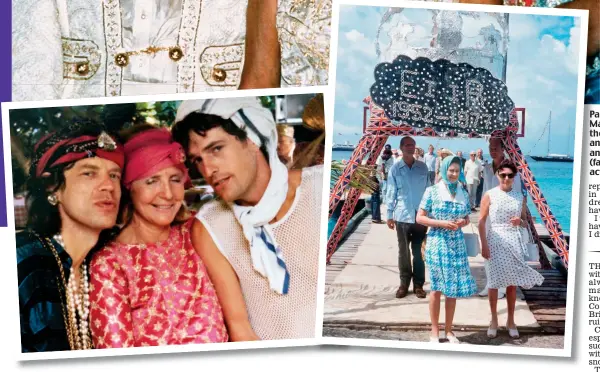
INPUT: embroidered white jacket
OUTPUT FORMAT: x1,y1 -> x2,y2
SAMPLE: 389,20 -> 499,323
12,0 -> 331,101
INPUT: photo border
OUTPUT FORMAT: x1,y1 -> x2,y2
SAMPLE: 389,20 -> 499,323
1,86 -> 330,361
323,0 -> 589,358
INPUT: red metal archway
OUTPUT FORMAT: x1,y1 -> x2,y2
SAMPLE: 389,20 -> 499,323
328,97 -> 568,271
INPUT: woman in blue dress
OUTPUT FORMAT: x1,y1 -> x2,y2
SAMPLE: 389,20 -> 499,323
417,155 -> 478,344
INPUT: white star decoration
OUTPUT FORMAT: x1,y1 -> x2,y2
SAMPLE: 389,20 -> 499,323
370,56 -> 514,134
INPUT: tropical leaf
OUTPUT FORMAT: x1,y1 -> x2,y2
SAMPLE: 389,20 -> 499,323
330,160 -> 378,195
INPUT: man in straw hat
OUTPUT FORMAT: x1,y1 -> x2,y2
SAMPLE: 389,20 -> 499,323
172,97 -> 323,340
16,120 -> 125,352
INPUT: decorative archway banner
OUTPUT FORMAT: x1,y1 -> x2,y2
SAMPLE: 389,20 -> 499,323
370,56 -> 515,135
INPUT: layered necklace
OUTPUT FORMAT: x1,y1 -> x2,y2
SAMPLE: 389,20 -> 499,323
53,234 -> 92,350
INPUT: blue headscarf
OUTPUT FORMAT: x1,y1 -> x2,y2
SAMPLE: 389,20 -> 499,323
440,155 -> 466,195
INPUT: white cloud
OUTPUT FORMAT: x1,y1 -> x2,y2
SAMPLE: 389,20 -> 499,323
343,54 -> 374,78
566,19 -> 581,74
347,101 -> 360,109
507,15 -> 538,41
343,29 -> 377,58
537,19 -> 581,76
534,74 -> 560,91
345,29 -> 366,43
336,82 -> 351,99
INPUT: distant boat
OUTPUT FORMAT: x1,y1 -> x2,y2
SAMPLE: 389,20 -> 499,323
530,154 -> 573,163
531,111 -> 574,163
332,141 -> 355,151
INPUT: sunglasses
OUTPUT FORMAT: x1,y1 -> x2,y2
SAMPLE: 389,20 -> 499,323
498,173 -> 515,179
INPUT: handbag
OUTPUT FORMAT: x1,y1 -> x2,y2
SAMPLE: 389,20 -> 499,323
463,224 -> 480,257
520,227 -> 539,262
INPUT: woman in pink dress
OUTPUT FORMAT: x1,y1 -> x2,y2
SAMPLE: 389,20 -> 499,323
89,126 -> 258,348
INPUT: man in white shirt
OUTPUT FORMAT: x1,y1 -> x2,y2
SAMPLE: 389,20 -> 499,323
423,145 -> 437,185
475,148 -> 487,207
464,151 -> 482,211
479,137 -> 526,299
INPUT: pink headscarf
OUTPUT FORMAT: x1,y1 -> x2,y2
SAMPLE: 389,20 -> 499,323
123,128 -> 190,189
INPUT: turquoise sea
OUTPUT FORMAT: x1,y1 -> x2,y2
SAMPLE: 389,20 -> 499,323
328,150 -> 575,237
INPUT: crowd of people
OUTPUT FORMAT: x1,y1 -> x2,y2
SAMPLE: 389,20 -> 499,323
372,137 -> 545,344
16,97 -> 323,352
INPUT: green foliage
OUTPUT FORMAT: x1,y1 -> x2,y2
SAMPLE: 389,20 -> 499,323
330,160 -> 378,195
9,97 -> 276,193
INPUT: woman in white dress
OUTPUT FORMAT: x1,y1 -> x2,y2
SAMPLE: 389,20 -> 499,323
478,161 -> 544,339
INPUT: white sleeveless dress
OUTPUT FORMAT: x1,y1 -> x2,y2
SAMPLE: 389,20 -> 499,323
486,187 -> 545,289
195,165 -> 323,340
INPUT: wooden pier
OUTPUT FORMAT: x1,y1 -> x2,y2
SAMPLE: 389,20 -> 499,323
325,206 -> 568,336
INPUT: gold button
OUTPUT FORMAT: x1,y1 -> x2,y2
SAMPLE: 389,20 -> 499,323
168,46 -> 183,62
75,62 -> 89,75
212,67 -> 227,82
114,53 -> 129,67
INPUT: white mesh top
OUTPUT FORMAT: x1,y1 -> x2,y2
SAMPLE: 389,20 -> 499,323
196,165 -> 324,340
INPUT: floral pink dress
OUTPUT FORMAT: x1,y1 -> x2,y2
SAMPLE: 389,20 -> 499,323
89,219 -> 228,348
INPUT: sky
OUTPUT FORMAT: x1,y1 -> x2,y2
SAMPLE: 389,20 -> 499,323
333,6 -> 582,157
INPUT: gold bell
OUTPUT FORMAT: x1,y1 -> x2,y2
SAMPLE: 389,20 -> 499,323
75,62 -> 89,76
169,46 -> 184,62
114,53 -> 129,67
212,67 -> 227,83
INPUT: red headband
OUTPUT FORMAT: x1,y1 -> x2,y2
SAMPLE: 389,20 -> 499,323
123,128 -> 190,189
35,133 -> 125,177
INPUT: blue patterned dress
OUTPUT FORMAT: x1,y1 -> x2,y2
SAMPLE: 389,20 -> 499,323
419,183 -> 478,298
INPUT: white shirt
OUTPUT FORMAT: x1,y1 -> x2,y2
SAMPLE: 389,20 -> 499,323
464,159 -> 482,185
423,152 -> 436,172
376,155 -> 395,181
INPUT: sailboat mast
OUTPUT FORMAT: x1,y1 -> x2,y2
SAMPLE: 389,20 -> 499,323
568,118 -> 571,156
547,111 -> 551,156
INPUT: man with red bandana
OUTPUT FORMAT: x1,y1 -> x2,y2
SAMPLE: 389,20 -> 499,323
16,120 -> 124,352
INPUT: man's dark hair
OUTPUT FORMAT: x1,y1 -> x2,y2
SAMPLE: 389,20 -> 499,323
171,112 -> 269,163
381,149 -> 393,160
399,136 -> 414,148
26,119 -> 116,237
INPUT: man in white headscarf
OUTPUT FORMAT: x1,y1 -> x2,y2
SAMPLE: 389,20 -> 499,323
12,0 -> 331,101
172,97 -> 323,340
